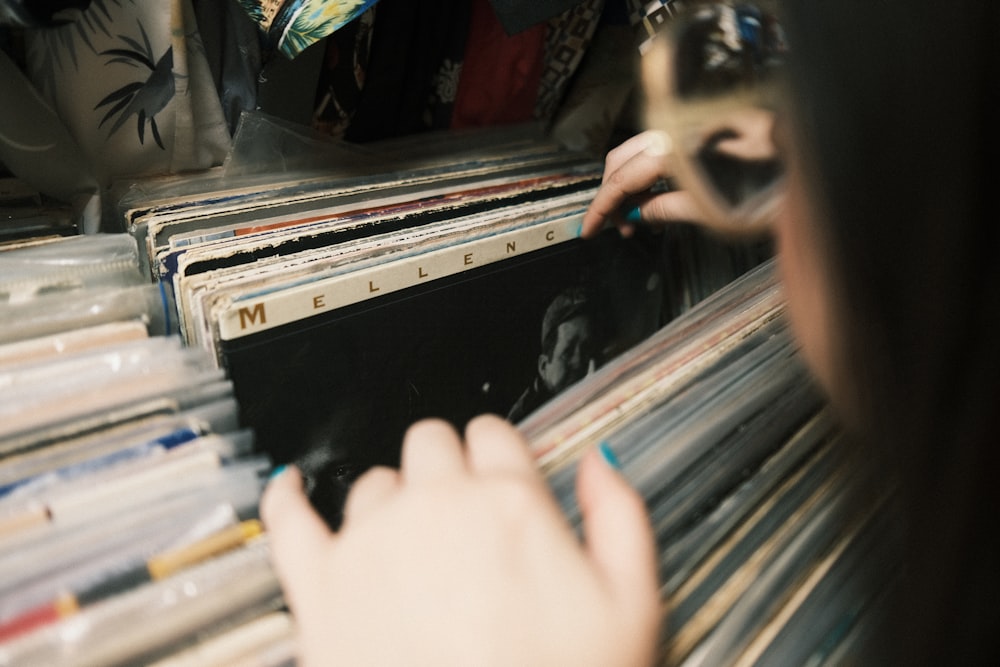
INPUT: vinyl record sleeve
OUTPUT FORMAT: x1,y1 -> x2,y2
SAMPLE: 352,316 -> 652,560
207,193 -> 597,340
177,190 -> 597,355
0,283 -> 176,346
0,462 -> 264,570
218,222 -> 670,527
664,442 -> 854,664
674,470 -> 887,667
522,259 -> 785,473
0,499 -> 242,624
0,538 -> 281,667
161,163 -> 600,282
0,338 -> 226,447
158,156 -> 597,257
0,398 -> 240,489
658,410 -> 839,596
729,498 -> 898,667
0,379 -> 236,462
144,610 -> 294,667
127,127 -> 587,278
0,321 -> 149,368
169,173 -> 602,347
0,233 -> 142,304
120,122 -> 559,243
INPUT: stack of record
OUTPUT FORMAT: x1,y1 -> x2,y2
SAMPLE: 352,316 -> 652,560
0,234 -> 289,666
0,124 -> 888,664
527,261 -> 900,665
119,123 -> 673,528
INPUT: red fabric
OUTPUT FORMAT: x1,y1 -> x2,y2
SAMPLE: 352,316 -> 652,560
451,0 -> 547,128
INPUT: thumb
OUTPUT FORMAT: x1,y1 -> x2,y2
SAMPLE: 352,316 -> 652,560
260,466 -> 334,605
576,445 -> 660,613
637,189 -> 705,225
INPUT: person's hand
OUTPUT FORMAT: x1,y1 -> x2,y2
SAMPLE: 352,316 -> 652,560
582,130 -> 703,238
261,414 -> 662,667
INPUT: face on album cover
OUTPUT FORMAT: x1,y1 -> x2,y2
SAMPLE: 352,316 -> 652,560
223,228 -> 669,527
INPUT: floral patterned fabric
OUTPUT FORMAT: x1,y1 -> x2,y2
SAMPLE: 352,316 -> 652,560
4,0 -> 638,188
319,0 -> 611,141
22,0 -> 230,185
311,6 -> 376,137
235,0 -> 381,59
534,0 -> 604,120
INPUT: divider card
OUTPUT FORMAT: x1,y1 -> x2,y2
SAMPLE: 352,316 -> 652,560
217,223 -> 671,528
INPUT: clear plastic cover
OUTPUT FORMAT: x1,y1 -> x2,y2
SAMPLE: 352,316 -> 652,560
0,283 -> 178,346
0,234 -> 143,304
0,538 -> 281,666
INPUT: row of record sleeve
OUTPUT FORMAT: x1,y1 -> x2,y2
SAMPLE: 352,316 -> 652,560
113,119 -> 772,527
0,121 -> 899,664
530,262 -> 902,665
0,234 -> 290,665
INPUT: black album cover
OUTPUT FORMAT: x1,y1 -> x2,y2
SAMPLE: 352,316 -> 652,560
221,226 -> 669,528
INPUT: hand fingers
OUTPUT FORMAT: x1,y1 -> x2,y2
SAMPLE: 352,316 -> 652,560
260,466 -> 334,605
400,418 -> 467,483
575,446 -> 660,620
463,414 -> 536,476
582,143 -> 675,237
602,131 -> 671,178
341,465 -> 401,524
632,190 -> 704,225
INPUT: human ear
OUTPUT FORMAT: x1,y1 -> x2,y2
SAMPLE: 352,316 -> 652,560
537,354 -> 549,377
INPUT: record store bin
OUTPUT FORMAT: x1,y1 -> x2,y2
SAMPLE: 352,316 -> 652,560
0,2 -> 897,665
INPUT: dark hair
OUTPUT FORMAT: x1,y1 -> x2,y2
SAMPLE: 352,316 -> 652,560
540,286 -> 594,358
781,0 -> 1000,661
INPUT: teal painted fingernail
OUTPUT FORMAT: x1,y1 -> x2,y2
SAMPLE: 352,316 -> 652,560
598,441 -> 621,469
625,206 -> 642,223
573,219 -> 583,237
269,464 -> 287,479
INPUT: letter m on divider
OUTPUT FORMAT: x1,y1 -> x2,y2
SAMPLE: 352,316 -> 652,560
238,303 -> 267,330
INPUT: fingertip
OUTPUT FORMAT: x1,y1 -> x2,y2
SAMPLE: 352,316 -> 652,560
402,417 -> 461,445
465,412 -> 518,435
598,441 -> 622,470
644,190 -> 705,226
260,464 -> 302,528
260,464 -> 332,571
580,213 -> 604,239
401,417 -> 466,481
258,466 -> 333,627
464,414 -> 535,474
342,465 -> 401,521
576,446 -> 658,604
641,130 -> 672,157
576,446 -> 622,511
